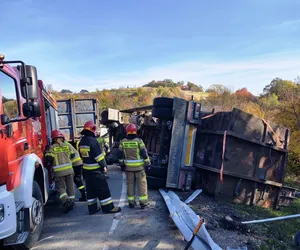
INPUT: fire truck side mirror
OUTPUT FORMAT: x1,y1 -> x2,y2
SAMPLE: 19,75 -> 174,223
20,65 -> 39,100
22,102 -> 41,118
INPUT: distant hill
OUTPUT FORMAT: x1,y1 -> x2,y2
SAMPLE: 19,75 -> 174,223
51,86 -> 206,112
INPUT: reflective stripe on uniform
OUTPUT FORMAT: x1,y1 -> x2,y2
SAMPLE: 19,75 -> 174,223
88,198 -> 97,205
100,197 -> 112,206
79,146 -> 90,158
71,157 -> 81,163
83,163 -> 100,170
125,159 -> 144,167
95,153 -> 105,162
45,152 -> 55,157
53,163 -> 73,172
139,195 -> 148,201
127,196 -> 135,201
78,185 -> 85,190
122,141 -> 138,148
69,195 -> 75,199
60,193 -> 68,199
53,146 -> 70,153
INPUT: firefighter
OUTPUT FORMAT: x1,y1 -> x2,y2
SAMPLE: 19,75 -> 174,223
78,121 -> 121,215
95,130 -> 110,179
95,130 -> 110,156
118,123 -> 151,209
65,141 -> 87,202
45,130 -> 76,213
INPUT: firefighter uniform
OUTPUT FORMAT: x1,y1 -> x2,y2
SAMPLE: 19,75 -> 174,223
96,136 -> 110,179
118,123 -> 151,209
66,142 -> 87,201
45,130 -> 76,212
97,137 -> 110,156
78,121 -> 121,215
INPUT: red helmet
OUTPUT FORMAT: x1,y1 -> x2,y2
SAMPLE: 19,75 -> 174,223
126,123 -> 137,135
83,121 -> 97,133
51,129 -> 64,139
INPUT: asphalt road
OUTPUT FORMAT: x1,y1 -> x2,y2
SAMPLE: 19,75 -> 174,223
33,165 -> 124,250
7,165 -> 186,250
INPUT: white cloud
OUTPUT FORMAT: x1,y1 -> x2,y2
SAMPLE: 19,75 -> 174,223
40,51 -> 300,95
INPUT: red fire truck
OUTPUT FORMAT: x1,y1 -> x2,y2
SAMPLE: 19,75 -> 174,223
0,54 -> 58,249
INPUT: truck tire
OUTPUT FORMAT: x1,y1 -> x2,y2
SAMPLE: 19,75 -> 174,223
101,110 -> 109,125
14,181 -> 44,250
153,97 -> 174,108
145,165 -> 168,178
152,107 -> 173,120
147,176 -> 166,189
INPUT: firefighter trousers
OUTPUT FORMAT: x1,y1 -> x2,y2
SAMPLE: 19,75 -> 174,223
73,165 -> 85,191
83,169 -> 114,214
126,170 -> 148,206
56,174 -> 75,205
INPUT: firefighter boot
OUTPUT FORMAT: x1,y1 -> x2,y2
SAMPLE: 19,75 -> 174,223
140,203 -> 148,209
63,200 -> 73,213
79,189 -> 87,202
104,206 -> 121,214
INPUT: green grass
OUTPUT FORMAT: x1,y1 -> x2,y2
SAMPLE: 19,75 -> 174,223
232,176 -> 300,250
184,91 -> 209,100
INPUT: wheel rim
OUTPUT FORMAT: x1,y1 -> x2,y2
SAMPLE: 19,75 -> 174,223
30,197 -> 43,231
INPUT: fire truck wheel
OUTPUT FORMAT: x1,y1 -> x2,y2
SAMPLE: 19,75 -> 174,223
152,107 -> 173,120
14,181 -> 44,250
146,176 -> 166,189
145,165 -> 168,178
153,97 -> 174,108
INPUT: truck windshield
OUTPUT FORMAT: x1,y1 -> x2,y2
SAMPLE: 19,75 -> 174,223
0,71 -> 19,120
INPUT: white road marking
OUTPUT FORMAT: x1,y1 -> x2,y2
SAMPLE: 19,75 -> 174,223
31,236 -> 54,249
102,171 -> 127,250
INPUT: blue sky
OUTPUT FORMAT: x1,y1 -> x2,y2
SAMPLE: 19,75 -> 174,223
1,0 -> 300,95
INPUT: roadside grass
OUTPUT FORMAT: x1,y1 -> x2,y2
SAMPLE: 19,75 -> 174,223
232,175 -> 300,250
184,91 -> 209,100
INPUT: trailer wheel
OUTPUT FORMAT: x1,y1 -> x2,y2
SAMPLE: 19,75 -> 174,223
153,97 -> 174,108
145,165 -> 168,178
152,107 -> 173,120
14,181 -> 44,250
147,176 -> 166,189
101,110 -> 109,125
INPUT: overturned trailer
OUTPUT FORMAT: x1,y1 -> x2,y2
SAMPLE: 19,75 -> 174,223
142,97 -> 295,209
193,108 -> 296,208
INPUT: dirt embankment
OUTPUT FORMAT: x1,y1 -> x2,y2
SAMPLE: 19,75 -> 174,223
177,190 -> 300,250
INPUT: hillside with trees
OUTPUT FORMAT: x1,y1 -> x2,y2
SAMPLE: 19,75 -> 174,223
49,77 -> 300,180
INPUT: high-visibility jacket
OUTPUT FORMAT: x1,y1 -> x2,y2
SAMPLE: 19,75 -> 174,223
66,142 -> 82,167
118,137 -> 150,172
78,134 -> 106,171
45,141 -> 75,177
96,137 -> 110,156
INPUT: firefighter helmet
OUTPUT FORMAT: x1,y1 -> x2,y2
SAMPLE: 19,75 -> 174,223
126,123 -> 137,135
83,121 -> 97,133
51,129 -> 64,139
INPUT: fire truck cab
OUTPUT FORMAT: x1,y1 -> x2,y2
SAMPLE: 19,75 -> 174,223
0,55 -> 58,249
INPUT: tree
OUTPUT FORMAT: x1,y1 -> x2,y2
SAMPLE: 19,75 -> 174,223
80,89 -> 89,94
187,82 -> 203,92
61,89 -> 73,94
206,84 -> 231,95
235,88 -> 254,101
263,78 -> 296,100
46,84 -> 54,92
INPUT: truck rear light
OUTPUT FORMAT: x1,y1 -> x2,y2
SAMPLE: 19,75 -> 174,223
0,204 -> 4,222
